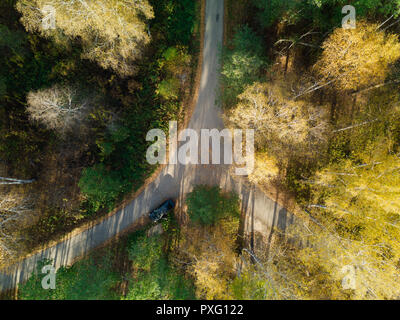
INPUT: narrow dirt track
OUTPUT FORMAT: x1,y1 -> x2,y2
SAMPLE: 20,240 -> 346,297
0,0 -> 293,292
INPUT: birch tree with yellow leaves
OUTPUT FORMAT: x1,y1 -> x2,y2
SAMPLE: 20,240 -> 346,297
231,143 -> 400,299
298,140 -> 400,299
225,82 -> 329,185
315,21 -> 400,93
225,82 -> 328,151
172,186 -> 241,300
16,0 -> 154,76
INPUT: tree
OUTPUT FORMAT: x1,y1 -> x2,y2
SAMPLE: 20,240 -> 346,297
254,0 -> 400,31
78,164 -> 126,211
156,78 -> 180,101
175,217 -> 240,300
225,81 -> 329,187
186,185 -> 240,226
0,24 -> 27,99
229,245 -> 308,300
19,257 -> 120,300
128,233 -> 162,273
225,82 -> 328,153
171,187 -> 241,299
26,84 -> 93,133
156,47 -> 191,101
315,21 -> 400,92
159,47 -> 191,79
253,0 -> 299,28
312,146 -> 400,233
0,24 -> 26,54
220,25 -> 265,107
275,30 -> 319,76
248,152 -> 280,186
291,215 -> 400,299
124,230 -> 195,300
16,0 -> 154,77
298,142 -> 400,299
0,192 -> 34,266
0,177 -> 35,185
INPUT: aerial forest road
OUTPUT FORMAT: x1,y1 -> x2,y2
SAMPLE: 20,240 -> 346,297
0,0 -> 293,292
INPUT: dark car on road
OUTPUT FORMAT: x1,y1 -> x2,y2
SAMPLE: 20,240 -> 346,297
149,199 -> 175,222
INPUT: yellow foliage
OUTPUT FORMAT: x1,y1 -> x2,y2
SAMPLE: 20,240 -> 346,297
298,141 -> 400,299
315,21 -> 400,92
17,0 -> 154,76
225,82 -> 328,153
174,217 -> 240,300
248,152 -> 280,186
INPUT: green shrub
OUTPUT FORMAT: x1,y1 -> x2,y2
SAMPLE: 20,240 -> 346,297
156,78 -> 180,100
124,257 -> 195,300
78,164 -> 125,212
186,185 -> 240,225
128,232 -> 163,272
19,257 -> 119,300
220,25 -> 265,107
124,230 -> 195,300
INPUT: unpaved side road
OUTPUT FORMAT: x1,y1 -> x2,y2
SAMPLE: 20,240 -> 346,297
0,0 -> 293,293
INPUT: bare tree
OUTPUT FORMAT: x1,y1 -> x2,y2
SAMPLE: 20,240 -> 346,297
26,84 -> 91,133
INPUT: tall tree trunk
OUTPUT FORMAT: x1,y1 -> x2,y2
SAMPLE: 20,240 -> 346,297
351,95 -> 357,118
284,49 -> 290,76
330,93 -> 337,123
0,177 -> 35,185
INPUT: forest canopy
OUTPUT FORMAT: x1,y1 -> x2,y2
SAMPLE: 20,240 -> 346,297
0,0 -> 200,267
220,0 -> 400,299
16,0 -> 154,76
3,0 -> 400,301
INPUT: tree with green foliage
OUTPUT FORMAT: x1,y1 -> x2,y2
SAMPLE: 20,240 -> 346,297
124,257 -> 195,300
220,25 -> 265,108
156,47 -> 191,101
19,257 -> 120,300
156,78 -> 181,101
78,164 -> 126,212
186,185 -> 240,226
0,24 -> 26,54
124,230 -> 195,300
152,0 -> 198,46
128,233 -> 163,272
253,0 -> 299,28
